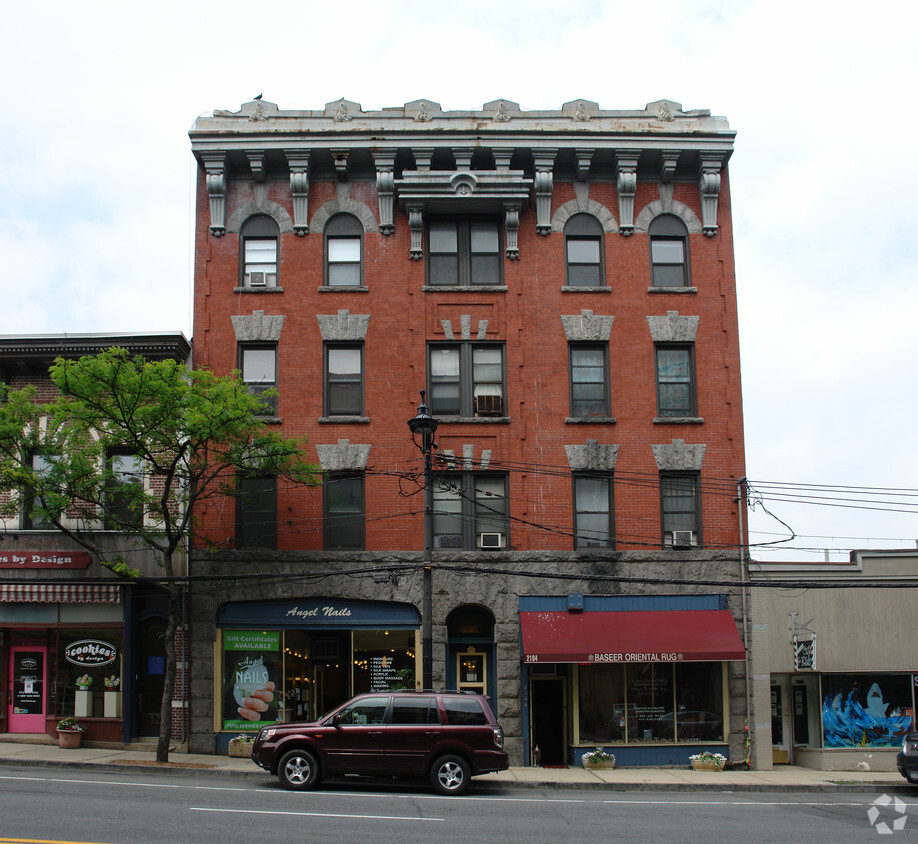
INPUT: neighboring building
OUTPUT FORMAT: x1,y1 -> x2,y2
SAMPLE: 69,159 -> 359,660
0,333 -> 191,745
188,98 -> 753,766
750,550 -> 918,772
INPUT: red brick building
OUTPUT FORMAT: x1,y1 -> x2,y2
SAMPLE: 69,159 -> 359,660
189,98 -> 754,767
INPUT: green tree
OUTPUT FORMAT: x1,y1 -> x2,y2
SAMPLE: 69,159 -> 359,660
0,348 -> 318,762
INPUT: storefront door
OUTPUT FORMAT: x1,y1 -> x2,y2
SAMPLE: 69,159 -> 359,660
8,646 -> 47,733
530,676 -> 566,766
771,679 -> 791,764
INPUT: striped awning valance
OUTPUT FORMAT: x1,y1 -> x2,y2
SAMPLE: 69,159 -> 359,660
0,583 -> 121,604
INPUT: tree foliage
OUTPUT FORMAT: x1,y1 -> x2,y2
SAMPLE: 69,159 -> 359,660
0,347 -> 319,760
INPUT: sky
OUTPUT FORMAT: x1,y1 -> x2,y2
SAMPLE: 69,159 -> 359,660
2,0 -> 916,563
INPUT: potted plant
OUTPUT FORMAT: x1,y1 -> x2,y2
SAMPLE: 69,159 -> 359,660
581,746 -> 616,770
689,751 -> 727,771
228,733 -> 256,758
57,716 -> 84,749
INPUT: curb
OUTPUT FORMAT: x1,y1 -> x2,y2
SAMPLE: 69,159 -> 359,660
0,756 -> 913,794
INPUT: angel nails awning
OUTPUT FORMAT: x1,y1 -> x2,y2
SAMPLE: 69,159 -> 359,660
0,583 -> 121,604
519,609 -> 745,664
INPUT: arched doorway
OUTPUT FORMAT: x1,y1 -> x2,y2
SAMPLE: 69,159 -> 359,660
445,605 -> 496,703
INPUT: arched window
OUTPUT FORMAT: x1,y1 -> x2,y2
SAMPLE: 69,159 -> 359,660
649,214 -> 690,287
239,215 -> 279,288
564,213 -> 604,287
324,214 -> 363,287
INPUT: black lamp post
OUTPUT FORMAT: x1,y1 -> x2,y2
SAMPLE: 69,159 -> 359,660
408,390 -> 439,690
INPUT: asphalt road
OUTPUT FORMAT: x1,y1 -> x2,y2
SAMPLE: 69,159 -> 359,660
0,764 -> 914,843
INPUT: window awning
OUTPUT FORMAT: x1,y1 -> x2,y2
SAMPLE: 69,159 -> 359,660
0,584 -> 121,604
519,609 -> 745,664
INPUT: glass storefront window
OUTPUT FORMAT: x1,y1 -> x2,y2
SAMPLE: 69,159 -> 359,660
822,673 -> 915,748
578,662 -> 725,744
353,630 -> 416,695
55,629 -> 123,718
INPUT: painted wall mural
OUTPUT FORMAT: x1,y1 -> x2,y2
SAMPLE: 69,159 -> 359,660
822,674 -> 914,748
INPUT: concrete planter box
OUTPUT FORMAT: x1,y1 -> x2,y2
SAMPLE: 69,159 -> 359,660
690,758 -> 726,771
228,739 -> 254,758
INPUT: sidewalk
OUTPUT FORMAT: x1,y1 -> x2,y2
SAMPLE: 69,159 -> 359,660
0,737 -> 910,793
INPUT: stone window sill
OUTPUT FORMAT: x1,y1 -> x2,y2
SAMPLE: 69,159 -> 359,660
653,416 -> 704,424
318,416 -> 370,424
565,416 -> 616,424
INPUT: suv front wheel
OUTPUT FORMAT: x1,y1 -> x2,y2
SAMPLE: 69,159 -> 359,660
278,748 -> 320,791
430,754 -> 470,796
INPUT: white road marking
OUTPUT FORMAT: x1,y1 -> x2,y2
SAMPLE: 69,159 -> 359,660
191,807 -> 443,822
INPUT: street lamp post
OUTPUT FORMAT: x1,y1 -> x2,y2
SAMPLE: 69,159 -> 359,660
408,390 -> 439,690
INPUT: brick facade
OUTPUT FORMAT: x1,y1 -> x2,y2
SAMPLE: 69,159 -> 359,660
188,98 -> 755,766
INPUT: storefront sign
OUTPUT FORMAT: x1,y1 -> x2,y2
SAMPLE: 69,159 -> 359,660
0,551 -> 92,569
223,630 -> 280,731
64,639 -> 117,667
217,598 -> 420,629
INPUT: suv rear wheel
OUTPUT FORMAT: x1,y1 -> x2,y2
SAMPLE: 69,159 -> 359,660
430,754 -> 470,796
278,748 -> 320,791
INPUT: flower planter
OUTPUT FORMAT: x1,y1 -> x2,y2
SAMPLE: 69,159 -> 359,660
690,759 -> 725,771
228,739 -> 254,758
104,691 -> 122,718
57,729 -> 82,749
582,758 -> 615,770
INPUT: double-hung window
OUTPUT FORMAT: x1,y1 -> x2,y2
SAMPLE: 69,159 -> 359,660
106,453 -> 143,528
564,213 -> 605,287
240,345 -> 278,415
655,344 -> 696,418
649,214 -> 690,287
25,452 -> 59,529
569,344 -> 609,417
324,472 -> 365,550
573,473 -> 614,549
236,475 -> 277,549
660,472 -> 701,548
432,473 -> 508,550
429,343 -> 505,418
324,214 -> 363,287
428,219 -> 501,286
240,215 -> 279,288
324,344 -> 364,416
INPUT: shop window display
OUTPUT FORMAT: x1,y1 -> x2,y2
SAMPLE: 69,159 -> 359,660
220,628 -> 417,732
821,673 -> 915,748
578,662 -> 724,744
55,629 -> 123,718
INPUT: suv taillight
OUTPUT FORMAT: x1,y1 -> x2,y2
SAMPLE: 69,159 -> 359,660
493,727 -> 504,749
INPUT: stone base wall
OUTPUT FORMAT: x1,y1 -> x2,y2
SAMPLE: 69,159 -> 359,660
188,548 -> 753,765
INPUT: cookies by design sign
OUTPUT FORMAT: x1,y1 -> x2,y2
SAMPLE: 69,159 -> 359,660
0,551 -> 93,569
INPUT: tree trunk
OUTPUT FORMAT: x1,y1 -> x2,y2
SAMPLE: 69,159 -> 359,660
156,584 -> 180,763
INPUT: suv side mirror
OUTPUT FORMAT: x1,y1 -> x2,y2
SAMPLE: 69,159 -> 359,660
332,714 -> 342,728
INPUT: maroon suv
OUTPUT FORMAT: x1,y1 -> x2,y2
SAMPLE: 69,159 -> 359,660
251,690 -> 508,795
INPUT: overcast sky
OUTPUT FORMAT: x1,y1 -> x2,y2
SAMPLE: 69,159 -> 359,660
2,0 -> 916,562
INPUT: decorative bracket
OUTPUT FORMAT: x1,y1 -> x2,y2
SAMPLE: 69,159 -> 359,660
504,202 -> 521,259
374,149 -> 397,235
412,147 -> 433,171
407,203 -> 424,260
201,153 -> 227,237
331,148 -> 349,181
246,150 -> 265,182
575,148 -> 594,181
286,151 -> 310,236
616,150 -> 640,236
660,151 -> 680,183
533,149 -> 557,236
698,153 -> 723,236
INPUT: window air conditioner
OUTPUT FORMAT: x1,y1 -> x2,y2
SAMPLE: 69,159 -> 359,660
671,530 -> 696,548
474,394 -> 503,417
247,272 -> 267,287
478,532 -> 505,549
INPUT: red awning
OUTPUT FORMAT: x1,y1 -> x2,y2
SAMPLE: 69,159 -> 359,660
0,584 -> 121,604
520,609 -> 745,664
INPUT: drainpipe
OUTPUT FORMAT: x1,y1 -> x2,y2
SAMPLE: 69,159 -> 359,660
737,478 -> 752,766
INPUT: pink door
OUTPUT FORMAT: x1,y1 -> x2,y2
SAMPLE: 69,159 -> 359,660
8,646 -> 47,733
